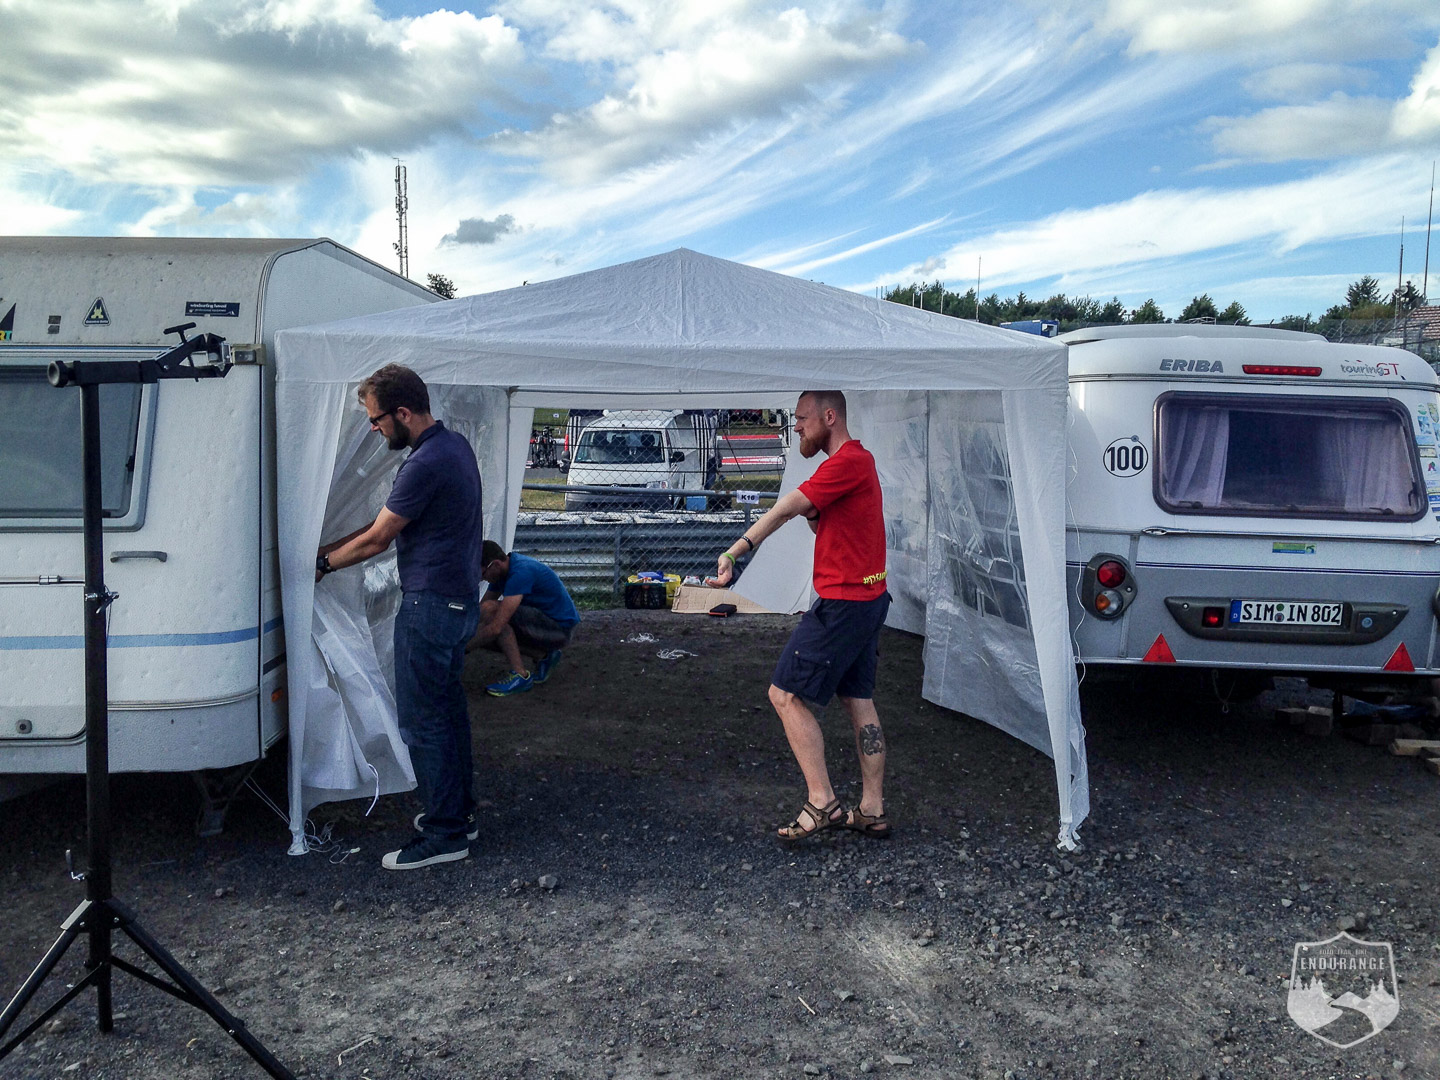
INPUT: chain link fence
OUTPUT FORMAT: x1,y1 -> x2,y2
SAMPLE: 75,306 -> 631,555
1309,315 -> 1440,369
516,408 -> 790,605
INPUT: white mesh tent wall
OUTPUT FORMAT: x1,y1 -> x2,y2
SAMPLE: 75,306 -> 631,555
273,249 -> 1088,853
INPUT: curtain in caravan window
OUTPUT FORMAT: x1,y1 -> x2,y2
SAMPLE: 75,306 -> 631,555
1316,410 -> 1417,513
1158,392 -> 1423,519
0,369 -> 142,518
1159,402 -> 1229,507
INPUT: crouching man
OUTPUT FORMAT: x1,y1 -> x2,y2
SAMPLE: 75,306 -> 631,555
468,540 -> 580,696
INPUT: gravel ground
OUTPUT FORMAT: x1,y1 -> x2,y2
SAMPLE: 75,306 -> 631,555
1,608 -> 1437,1080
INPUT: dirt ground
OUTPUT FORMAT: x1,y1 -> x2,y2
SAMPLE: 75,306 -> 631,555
1,608 -> 1437,1080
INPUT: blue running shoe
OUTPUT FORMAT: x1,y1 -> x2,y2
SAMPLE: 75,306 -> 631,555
533,649 -> 563,684
486,669 -> 533,696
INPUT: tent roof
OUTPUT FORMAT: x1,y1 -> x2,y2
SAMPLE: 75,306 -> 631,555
276,248 -> 1065,393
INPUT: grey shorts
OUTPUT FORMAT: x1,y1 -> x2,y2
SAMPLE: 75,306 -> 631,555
510,604 -> 576,655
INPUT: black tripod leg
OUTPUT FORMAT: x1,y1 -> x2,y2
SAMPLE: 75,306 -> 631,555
114,908 -> 296,1080
0,898 -> 104,1059
0,967 -> 103,1058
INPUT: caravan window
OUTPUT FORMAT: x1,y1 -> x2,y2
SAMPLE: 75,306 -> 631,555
0,368 -> 144,519
1154,392 -> 1425,521
574,429 -> 666,465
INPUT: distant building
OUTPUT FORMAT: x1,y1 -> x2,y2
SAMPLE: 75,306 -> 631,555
1405,305 -> 1440,368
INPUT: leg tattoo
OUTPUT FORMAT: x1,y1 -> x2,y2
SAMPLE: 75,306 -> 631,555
858,723 -> 884,756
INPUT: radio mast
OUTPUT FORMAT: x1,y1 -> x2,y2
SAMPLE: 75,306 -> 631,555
393,160 -> 409,279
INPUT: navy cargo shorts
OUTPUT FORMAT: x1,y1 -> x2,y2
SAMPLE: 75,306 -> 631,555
772,592 -> 891,706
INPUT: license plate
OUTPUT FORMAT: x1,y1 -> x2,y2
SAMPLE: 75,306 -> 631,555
1229,600 -> 1344,627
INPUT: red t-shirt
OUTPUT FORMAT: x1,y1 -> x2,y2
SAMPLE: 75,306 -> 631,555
798,439 -> 887,600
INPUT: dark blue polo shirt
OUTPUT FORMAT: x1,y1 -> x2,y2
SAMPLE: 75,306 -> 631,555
385,422 -> 483,598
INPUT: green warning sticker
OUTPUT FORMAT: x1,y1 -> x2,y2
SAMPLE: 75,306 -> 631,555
1273,542 -> 1315,555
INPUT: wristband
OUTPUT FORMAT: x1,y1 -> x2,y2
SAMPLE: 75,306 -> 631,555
738,535 -> 755,552
316,553 -> 332,576
720,552 -> 736,564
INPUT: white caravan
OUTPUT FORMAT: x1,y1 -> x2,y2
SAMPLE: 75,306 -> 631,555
1063,324 -> 1440,693
0,238 -> 434,815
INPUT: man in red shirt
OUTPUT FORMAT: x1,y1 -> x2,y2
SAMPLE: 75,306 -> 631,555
709,390 -> 892,841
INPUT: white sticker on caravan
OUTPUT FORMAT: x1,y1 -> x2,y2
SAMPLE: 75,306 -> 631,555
1103,436 -> 1148,477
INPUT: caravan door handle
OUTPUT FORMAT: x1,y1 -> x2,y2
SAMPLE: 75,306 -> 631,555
110,550 -> 168,563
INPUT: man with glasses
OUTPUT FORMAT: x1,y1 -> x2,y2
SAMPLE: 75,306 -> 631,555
314,364 -> 484,870
468,540 -> 580,696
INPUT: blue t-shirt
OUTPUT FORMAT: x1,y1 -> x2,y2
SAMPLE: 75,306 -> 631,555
493,552 -> 580,628
385,422 -> 484,598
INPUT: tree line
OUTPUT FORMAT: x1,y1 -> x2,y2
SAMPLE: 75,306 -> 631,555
882,276 -> 1429,334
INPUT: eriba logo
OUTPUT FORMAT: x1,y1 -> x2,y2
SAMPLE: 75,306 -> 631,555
1159,358 -> 1224,373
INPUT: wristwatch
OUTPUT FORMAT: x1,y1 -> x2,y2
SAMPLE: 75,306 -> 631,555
316,553 -> 332,576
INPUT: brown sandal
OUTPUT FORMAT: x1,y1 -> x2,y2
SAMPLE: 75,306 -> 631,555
777,798 -> 844,841
843,807 -> 892,839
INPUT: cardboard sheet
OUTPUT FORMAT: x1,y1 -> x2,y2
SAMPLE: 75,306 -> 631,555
670,584 -> 778,614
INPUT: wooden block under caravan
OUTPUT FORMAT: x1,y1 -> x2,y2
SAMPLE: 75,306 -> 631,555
1424,756 -> 1440,777
1389,739 -> 1440,756
1274,707 -> 1310,727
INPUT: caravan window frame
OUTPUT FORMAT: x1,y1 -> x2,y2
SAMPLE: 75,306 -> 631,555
0,350 -> 159,532
1151,390 -> 1427,523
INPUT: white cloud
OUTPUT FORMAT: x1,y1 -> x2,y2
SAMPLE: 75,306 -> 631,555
1206,94 -> 1394,161
860,156 -> 1434,296
1392,40 -> 1440,142
0,170 -> 85,234
778,216 -> 950,277
125,187 -> 301,235
1099,0 -> 1440,61
492,1 -> 912,181
1207,42 -> 1440,162
1241,63 -> 1370,102
0,0 -> 525,188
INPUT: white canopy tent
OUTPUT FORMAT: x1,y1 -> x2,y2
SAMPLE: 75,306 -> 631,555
273,249 -> 1088,853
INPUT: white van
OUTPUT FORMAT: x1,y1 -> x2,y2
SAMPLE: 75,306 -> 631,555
563,409 -> 717,510
0,238 -> 434,817
1063,324 -> 1440,693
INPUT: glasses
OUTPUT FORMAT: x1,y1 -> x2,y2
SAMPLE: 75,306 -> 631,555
367,408 -> 396,427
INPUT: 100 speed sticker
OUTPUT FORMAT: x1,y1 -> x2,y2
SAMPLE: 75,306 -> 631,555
1103,436 -> 1148,477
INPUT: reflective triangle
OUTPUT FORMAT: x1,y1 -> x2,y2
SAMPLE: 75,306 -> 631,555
1382,642 -> 1415,673
1142,634 -> 1176,663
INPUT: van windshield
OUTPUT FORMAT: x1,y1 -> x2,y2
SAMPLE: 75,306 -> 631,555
1155,392 -> 1426,521
574,428 -> 665,465
0,368 -> 143,518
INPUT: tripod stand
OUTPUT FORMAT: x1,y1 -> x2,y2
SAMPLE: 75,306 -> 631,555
0,326 -> 296,1079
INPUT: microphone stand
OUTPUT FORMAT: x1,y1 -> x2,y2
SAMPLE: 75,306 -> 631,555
0,324 -> 296,1079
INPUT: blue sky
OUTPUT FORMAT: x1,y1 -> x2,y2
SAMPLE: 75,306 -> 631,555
4,0 -> 1440,321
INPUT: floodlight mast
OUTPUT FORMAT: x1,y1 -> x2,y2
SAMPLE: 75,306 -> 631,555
0,325 -> 296,1080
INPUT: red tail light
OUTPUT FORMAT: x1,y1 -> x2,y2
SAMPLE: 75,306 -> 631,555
1096,560 -> 1126,588
1201,607 -> 1224,628
1241,365 -> 1322,376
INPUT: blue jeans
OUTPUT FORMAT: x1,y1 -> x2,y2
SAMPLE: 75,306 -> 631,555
394,590 -> 481,841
